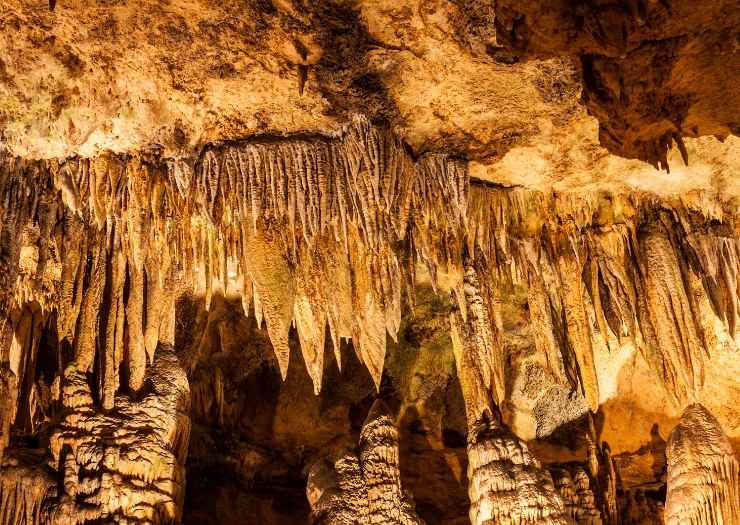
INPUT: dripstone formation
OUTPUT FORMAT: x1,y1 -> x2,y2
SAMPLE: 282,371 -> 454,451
1,1 -> 739,524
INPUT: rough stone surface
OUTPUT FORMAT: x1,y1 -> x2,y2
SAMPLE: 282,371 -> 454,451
1,2 -> 739,524
665,404 -> 740,525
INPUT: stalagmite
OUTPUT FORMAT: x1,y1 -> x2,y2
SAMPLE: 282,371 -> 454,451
0,452 -> 56,525
665,403 -> 740,525
0,365 -> 18,465
307,399 -> 425,525
359,401 -> 425,525
307,454 -> 368,525
599,444 -> 619,525
451,260 -> 570,525
552,467 -> 603,524
44,346 -> 190,525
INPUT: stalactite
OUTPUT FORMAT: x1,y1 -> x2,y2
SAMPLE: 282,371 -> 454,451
126,267 -> 146,393
639,222 -> 707,403
73,231 -> 107,374
525,252 -> 569,385
665,403 -> 740,525
1,119 -> 738,412
555,242 -> 600,412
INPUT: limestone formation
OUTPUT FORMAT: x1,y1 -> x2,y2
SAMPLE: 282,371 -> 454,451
0,2 -> 739,524
665,404 -> 740,525
307,400 -> 425,525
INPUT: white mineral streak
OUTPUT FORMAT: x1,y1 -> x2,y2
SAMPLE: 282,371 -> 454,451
307,399 -> 425,525
665,404 -> 740,525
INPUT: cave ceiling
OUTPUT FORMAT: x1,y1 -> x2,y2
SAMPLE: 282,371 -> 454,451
1,1 -> 739,525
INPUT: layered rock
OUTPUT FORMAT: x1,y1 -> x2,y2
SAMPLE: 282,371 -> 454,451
307,399 -> 424,525
0,347 -> 190,525
665,403 -> 740,525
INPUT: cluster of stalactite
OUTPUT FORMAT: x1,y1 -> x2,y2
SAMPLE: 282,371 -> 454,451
2,118 -> 739,413
306,399 -> 425,525
1,118 -> 739,523
3,118 -> 737,420
469,188 -> 740,411
665,403 -> 740,525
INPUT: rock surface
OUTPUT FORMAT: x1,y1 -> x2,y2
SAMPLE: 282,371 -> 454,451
665,404 -> 740,525
0,2 -> 739,524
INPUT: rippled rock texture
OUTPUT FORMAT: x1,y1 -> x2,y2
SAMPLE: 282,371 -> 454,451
0,2 -> 739,522
665,404 -> 739,525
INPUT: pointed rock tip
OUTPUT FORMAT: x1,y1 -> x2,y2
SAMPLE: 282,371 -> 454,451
364,398 -> 392,426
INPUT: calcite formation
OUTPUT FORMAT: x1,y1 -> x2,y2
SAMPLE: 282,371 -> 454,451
0,1 -> 739,524
665,404 -> 740,525
307,400 -> 425,525
0,117 -> 739,523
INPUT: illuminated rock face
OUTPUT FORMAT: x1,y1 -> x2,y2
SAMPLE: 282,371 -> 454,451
0,2 -> 739,523
666,404 -> 740,525
0,117 -> 739,524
